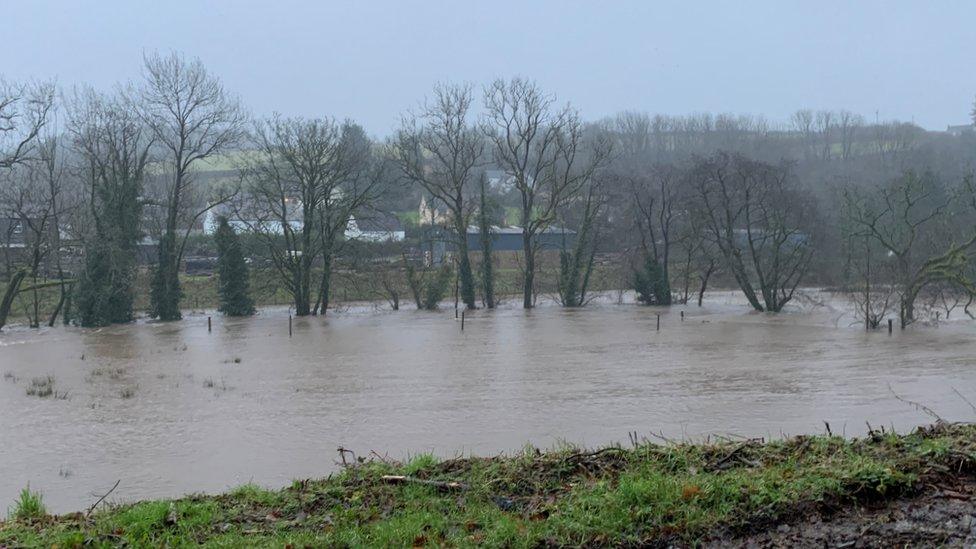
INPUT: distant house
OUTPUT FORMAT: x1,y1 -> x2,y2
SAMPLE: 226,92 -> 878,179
484,170 -> 518,193
345,213 -> 405,242
418,196 -> 449,226
203,200 -> 303,236
463,225 -> 575,251
203,201 -> 404,242
0,217 -> 28,251
0,215 -> 61,260
946,124 -> 975,137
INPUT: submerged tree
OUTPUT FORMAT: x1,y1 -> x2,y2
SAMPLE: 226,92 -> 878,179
482,78 -> 609,308
477,173 -> 496,308
214,217 -> 254,316
0,81 -> 55,330
244,116 -> 376,316
634,255 -> 671,305
557,178 -> 605,307
405,261 -> 453,310
394,83 -> 482,310
139,52 -> 245,321
630,165 -> 682,306
690,152 -> 814,312
845,171 -> 976,328
69,89 -> 152,327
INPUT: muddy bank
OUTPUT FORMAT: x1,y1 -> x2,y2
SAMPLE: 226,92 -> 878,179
711,480 -> 976,547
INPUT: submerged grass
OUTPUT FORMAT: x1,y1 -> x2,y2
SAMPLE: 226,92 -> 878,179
25,376 -> 55,398
1,423 -> 975,547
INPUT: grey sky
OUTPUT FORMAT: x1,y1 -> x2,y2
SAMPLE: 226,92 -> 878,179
3,1 -> 974,134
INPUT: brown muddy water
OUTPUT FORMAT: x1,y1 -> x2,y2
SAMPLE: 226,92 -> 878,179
1,291 -> 975,513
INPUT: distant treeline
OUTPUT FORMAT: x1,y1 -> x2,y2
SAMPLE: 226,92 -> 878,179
1,53 -> 975,329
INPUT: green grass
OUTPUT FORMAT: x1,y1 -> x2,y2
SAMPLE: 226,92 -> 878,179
2,423 -> 974,547
8,486 -> 46,521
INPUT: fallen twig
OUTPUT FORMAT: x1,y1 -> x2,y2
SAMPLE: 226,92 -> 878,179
337,447 -> 356,468
889,384 -> 944,423
86,479 -> 121,518
380,475 -> 467,492
952,388 -> 976,417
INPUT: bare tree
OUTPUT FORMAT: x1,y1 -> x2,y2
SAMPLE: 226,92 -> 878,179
243,116 -> 375,316
0,80 -> 54,169
557,175 -> 606,307
845,171 -> 976,327
630,164 -> 683,305
138,51 -> 245,321
691,152 -> 814,312
482,78 -> 610,308
394,83 -> 482,309
791,109 -> 816,160
815,110 -> 834,161
17,137 -> 74,327
837,110 -> 863,161
844,232 -> 897,329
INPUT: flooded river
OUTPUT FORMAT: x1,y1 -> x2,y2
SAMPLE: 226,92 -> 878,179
2,291 -> 975,513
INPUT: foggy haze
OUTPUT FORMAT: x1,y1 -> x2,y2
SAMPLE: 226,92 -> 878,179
3,0 -> 973,134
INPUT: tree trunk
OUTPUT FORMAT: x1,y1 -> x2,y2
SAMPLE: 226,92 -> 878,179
314,252 -> 333,316
522,232 -> 534,309
295,269 -> 311,317
48,285 -> 67,327
153,179 -> 184,321
901,287 -> 919,329
0,269 -> 27,331
457,246 -> 476,309
697,262 -> 714,307
479,180 -> 495,309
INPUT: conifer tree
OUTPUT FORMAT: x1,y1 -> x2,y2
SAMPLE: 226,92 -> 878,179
214,217 -> 255,316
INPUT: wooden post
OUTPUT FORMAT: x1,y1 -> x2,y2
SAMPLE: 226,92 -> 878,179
289,315 -> 293,337
461,311 -> 465,331
887,318 -> 893,335
207,316 -> 212,333
680,310 -> 684,321
656,313 -> 660,331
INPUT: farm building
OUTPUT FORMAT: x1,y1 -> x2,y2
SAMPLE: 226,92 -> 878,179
420,225 -> 576,265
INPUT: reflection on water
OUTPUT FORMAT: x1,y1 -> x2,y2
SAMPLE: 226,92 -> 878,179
1,291 -> 974,513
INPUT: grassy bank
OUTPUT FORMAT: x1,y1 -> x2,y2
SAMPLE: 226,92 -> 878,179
2,423 -> 974,547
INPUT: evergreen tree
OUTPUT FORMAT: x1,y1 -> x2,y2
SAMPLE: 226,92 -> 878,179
478,176 -> 496,308
214,217 -> 255,316
72,97 -> 149,327
635,255 -> 672,305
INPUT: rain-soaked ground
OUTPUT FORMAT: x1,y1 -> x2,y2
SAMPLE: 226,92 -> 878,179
1,290 -> 974,513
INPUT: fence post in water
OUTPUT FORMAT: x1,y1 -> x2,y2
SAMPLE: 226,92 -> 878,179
656,313 -> 660,331
680,310 -> 684,321
289,314 -> 293,337
207,316 -> 211,333
888,318 -> 893,335
461,311 -> 465,332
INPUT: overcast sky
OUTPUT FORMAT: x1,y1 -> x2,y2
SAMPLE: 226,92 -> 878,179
3,1 -> 974,135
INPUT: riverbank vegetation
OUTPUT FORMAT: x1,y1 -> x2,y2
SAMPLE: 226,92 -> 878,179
2,54 -> 976,332
2,422 -> 975,546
